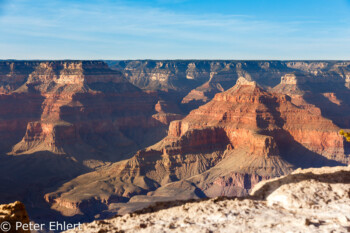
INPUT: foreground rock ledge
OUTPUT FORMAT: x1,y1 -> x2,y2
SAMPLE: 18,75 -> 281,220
65,166 -> 350,233
0,201 -> 30,233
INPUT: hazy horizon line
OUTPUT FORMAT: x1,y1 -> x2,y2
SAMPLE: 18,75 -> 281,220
1,58 -> 350,62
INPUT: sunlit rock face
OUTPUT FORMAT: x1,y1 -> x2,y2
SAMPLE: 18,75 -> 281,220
45,77 -> 349,218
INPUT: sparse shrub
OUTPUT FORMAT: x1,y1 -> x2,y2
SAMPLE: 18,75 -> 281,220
339,129 -> 350,142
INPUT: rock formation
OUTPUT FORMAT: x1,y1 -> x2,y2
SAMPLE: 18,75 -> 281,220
273,72 -> 350,128
45,77 -> 349,218
152,100 -> 183,125
0,61 -> 182,223
64,165 -> 350,233
0,61 -> 189,163
1,60 -> 350,226
108,60 -> 350,113
0,201 -> 30,233
0,61 -> 170,161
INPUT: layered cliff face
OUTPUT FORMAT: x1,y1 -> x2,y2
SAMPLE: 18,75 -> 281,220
108,61 -> 350,113
169,77 -> 346,162
107,61 -> 294,112
107,60 -> 297,92
45,77 -> 349,218
0,61 -> 184,223
152,100 -> 183,125
0,61 -> 175,163
273,72 -> 350,128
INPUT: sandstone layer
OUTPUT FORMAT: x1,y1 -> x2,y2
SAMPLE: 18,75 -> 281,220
273,72 -> 350,129
65,165 -> 350,233
0,61 -> 172,161
1,60 -> 350,225
46,77 -> 349,218
108,60 -> 350,114
0,61 -> 182,223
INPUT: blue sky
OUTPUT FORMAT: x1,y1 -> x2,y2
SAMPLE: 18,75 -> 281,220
0,0 -> 350,59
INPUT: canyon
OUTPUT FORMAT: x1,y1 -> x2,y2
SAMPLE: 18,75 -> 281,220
0,61 -> 182,224
45,75 -> 349,219
0,60 -> 349,226
107,60 -> 350,117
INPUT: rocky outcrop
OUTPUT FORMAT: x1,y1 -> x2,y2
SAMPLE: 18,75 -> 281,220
251,165 -> 350,197
45,77 -> 349,218
181,79 -> 225,111
0,201 -> 30,233
152,100 -> 183,125
64,165 -> 350,233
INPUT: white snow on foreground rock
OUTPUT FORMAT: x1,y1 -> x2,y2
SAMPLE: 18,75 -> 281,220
65,166 -> 350,233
